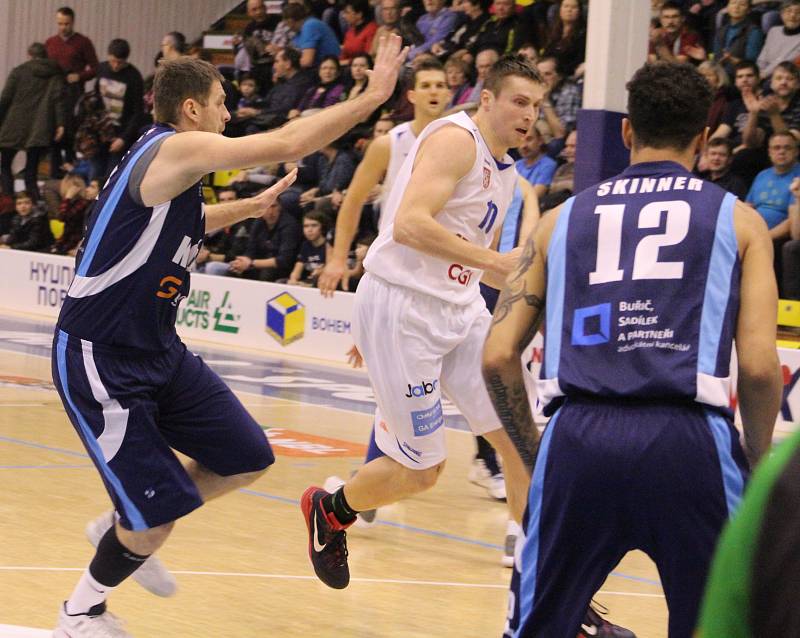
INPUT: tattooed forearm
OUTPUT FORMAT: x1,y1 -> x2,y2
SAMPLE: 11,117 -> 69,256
517,309 -> 544,353
509,234 -> 536,284
483,370 -> 540,473
492,277 -> 545,328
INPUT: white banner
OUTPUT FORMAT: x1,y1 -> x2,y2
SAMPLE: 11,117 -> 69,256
0,249 -> 798,433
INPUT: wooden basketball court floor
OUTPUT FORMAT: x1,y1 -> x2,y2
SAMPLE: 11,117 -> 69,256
0,310 -> 741,638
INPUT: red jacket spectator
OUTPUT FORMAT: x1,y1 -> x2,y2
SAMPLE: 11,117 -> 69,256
340,0 -> 378,63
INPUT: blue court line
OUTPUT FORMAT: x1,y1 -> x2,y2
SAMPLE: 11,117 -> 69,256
0,435 -> 90,458
0,463 -> 93,469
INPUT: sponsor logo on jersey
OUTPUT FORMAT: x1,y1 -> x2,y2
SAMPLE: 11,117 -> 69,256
156,275 -> 183,299
483,166 -> 491,189
401,441 -> 422,457
172,235 -> 203,269
404,380 -> 438,398
266,291 -> 305,346
448,263 -> 473,286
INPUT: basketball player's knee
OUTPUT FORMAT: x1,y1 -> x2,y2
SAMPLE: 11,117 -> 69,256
119,520 -> 174,555
230,466 -> 269,488
409,461 -> 446,492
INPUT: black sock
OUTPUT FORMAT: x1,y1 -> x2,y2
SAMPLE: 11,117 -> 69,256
89,526 -> 151,587
476,435 -> 501,475
322,486 -> 358,525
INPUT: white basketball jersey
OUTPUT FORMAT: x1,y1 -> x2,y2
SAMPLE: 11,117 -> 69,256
364,111 -> 517,306
380,121 -> 417,233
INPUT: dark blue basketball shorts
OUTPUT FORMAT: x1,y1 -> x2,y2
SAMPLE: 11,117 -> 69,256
52,330 -> 274,531
512,398 -> 748,638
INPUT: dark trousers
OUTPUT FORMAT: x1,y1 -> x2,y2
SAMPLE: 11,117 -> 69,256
783,239 -> 800,300
1,147 -> 45,201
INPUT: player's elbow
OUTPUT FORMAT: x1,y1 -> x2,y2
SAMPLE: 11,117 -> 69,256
481,342 -> 518,378
738,351 -> 781,390
392,214 -> 418,247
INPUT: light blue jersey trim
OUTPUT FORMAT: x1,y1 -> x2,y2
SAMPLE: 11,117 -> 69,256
697,192 -> 737,375
543,197 -> 574,378
77,131 -> 174,277
706,410 -> 745,517
55,330 -> 148,530
498,186 -> 524,253
516,408 -> 561,637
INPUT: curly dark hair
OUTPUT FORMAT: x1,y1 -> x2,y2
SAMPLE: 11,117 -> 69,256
626,62 -> 712,150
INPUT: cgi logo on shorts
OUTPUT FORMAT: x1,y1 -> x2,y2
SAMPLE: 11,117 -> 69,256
571,302 -> 611,346
266,292 -> 305,346
404,380 -> 438,398
410,400 -> 444,437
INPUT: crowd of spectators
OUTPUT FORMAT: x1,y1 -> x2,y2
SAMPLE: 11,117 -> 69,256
4,1 -> 800,299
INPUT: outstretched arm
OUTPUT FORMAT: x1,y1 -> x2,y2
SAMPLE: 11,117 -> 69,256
141,36 -> 407,206
481,207 -> 559,473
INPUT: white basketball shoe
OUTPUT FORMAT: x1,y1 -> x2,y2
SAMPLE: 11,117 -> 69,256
85,512 -> 177,597
53,601 -> 132,637
468,458 -> 507,500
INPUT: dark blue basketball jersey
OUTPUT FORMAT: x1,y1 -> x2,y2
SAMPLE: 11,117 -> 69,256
537,161 -> 740,415
57,124 -> 205,352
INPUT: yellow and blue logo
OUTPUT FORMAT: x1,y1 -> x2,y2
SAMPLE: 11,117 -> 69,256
266,292 -> 305,346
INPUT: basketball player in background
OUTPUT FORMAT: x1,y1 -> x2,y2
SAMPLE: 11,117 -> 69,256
482,61 -> 782,637
51,36 -> 407,637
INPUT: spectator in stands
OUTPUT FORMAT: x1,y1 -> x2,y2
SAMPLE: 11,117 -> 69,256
444,56 -> 472,108
371,0 -> 402,56
541,0 -> 587,79
536,55 -> 581,144
699,60 -> 731,132
695,137 -> 750,198
0,43 -> 64,203
298,139 -> 357,208
45,6 -> 98,178
747,131 -> 800,240
198,187 -> 253,275
469,0 -> 518,58
431,0 -> 488,61
94,38 -> 144,171
234,0 -> 281,86
712,60 -> 761,148
244,47 -> 314,131
226,75 -> 269,137
346,54 -> 372,100
340,0 -> 378,64
160,31 -> 188,62
758,0 -> 800,80
686,0 -> 726,49
540,127 -> 577,211
782,174 -> 800,298
284,3 -> 341,68
515,127 -> 558,199
288,210 -> 329,285
51,173 -> 90,255
713,0 -> 765,78
409,0 -> 458,60
228,199 -> 302,281
290,56 -> 346,118
466,48 -> 500,102
743,60 -> 800,152
648,1 -> 707,64
0,191 -> 53,252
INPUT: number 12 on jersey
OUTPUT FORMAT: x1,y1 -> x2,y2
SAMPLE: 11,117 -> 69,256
589,200 -> 691,285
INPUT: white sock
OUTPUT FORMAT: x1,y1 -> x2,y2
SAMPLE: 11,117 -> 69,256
65,569 -> 116,615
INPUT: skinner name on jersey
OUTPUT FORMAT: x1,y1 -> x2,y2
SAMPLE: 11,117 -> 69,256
595,175 -> 704,197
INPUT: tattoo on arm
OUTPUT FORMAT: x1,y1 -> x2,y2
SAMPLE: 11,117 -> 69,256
491,235 -> 544,330
484,371 -> 540,472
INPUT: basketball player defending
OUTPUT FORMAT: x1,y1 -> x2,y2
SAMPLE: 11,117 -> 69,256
301,55 -> 544,590
482,61 -> 782,637
51,36 -> 407,636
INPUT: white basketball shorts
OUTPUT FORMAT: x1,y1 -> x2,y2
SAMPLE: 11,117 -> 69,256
353,273 -> 503,469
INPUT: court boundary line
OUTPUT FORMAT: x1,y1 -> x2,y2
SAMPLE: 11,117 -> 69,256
0,566 -> 664,596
